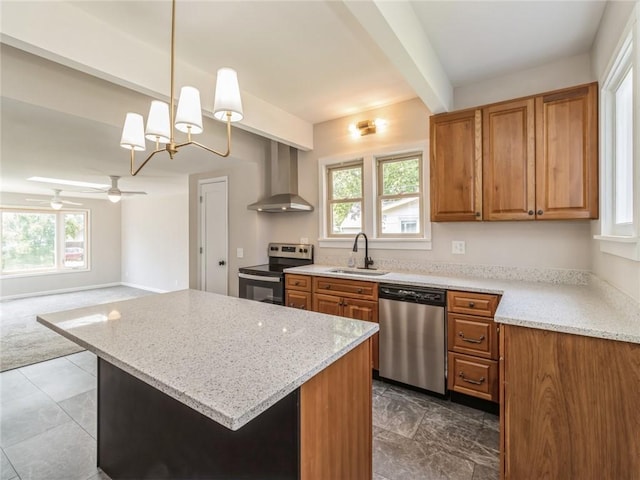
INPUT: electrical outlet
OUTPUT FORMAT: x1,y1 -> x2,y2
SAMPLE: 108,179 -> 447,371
237,248 -> 244,258
451,240 -> 466,255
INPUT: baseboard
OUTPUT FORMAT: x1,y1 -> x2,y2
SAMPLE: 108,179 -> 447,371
0,282 -> 164,301
120,282 -> 168,294
1,282 -> 123,301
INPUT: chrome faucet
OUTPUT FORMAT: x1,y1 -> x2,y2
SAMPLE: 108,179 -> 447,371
352,232 -> 374,269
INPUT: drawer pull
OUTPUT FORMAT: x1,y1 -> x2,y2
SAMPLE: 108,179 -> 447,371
358,288 -> 363,294
468,302 -> 475,308
459,372 -> 485,385
458,332 -> 485,344
326,284 -> 331,289
294,281 -> 300,286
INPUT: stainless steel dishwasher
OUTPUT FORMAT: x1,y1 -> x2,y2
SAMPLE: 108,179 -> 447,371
378,284 -> 446,395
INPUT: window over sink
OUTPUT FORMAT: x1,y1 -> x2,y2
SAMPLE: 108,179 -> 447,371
318,142 -> 431,250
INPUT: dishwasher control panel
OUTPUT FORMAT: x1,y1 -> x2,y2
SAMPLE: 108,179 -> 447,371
379,284 -> 446,306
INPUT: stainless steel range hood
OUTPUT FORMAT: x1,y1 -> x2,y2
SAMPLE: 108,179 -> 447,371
248,141 -> 314,212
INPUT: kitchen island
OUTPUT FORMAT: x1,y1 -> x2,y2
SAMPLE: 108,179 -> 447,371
37,289 -> 379,480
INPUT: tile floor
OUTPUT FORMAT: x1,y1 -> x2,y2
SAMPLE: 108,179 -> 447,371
0,353 -> 498,480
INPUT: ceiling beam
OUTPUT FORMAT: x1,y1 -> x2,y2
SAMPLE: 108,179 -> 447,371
0,1 -> 313,150
342,0 -> 453,114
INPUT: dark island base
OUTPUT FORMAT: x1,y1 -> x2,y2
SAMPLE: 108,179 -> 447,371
98,359 -> 300,479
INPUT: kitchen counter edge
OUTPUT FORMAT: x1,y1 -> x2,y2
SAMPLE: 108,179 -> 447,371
284,265 -> 640,345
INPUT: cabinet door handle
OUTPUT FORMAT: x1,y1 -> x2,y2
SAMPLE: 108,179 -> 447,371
468,302 -> 475,308
528,210 -> 534,215
458,332 -> 485,344
459,372 -> 485,385
475,212 -> 481,217
537,209 -> 544,215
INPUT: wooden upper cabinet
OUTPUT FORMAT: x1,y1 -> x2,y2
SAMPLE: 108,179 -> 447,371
430,82 -> 598,222
483,98 -> 535,220
430,109 -> 483,222
535,83 -> 598,219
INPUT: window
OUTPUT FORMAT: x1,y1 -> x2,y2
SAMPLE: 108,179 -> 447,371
596,6 -> 639,261
319,143 -> 430,250
377,153 -> 423,237
327,162 -> 363,236
1,208 -> 89,275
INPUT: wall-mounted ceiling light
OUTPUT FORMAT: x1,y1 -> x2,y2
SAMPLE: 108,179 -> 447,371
348,118 -> 388,138
120,0 -> 243,177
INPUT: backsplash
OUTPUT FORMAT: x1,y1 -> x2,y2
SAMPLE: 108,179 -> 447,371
316,254 -> 591,286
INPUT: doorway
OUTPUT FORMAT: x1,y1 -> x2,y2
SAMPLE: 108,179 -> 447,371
198,177 -> 228,295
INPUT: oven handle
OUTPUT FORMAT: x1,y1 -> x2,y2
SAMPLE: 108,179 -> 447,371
238,273 -> 282,283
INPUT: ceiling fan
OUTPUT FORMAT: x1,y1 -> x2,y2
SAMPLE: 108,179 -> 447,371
85,176 -> 148,203
26,189 -> 83,210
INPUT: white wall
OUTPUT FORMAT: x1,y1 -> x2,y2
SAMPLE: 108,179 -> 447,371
268,98 -> 592,272
121,189 -> 189,292
454,53 -> 594,110
188,134 -> 271,297
0,192 -> 121,298
590,1 -> 640,301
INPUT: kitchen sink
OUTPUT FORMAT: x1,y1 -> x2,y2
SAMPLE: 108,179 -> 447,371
328,268 -> 389,276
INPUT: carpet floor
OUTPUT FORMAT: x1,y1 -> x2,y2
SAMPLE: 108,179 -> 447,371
0,286 -> 155,372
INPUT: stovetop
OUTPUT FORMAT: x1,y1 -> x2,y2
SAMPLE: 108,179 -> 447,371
238,243 -> 313,278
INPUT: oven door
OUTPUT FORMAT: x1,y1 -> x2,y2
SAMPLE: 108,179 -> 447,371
238,273 -> 284,305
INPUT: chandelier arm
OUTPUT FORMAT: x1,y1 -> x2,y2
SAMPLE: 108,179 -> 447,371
130,147 -> 166,177
175,115 -> 233,157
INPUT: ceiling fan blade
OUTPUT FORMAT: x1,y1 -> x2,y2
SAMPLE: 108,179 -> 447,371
121,191 -> 148,196
25,199 -> 48,203
61,200 -> 83,205
80,188 -> 107,193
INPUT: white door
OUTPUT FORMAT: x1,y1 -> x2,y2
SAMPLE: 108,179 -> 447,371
199,178 -> 228,295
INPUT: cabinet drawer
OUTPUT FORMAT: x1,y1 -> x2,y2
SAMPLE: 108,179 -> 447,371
448,313 -> 498,360
448,352 -> 498,402
313,276 -> 377,300
285,274 -> 312,292
285,290 -> 311,310
447,291 -> 499,317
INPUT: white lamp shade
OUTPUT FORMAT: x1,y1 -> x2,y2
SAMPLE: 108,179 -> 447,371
50,200 -> 63,210
213,67 -> 243,122
108,191 -> 122,203
120,113 -> 146,151
145,101 -> 171,143
175,86 -> 203,134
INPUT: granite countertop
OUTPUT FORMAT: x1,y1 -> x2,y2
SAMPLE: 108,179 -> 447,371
285,265 -> 640,344
37,289 -> 378,431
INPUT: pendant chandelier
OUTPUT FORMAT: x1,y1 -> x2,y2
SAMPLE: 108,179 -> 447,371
119,0 -> 243,176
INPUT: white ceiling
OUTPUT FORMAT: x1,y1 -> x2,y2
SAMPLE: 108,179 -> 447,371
0,0 -> 608,198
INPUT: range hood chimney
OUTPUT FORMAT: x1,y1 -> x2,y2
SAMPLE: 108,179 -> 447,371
248,141 -> 314,212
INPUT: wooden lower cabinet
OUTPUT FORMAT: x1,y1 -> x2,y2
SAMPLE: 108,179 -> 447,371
500,325 -> 640,479
448,352 -> 498,401
285,290 -> 311,310
311,276 -> 379,371
285,274 -> 312,310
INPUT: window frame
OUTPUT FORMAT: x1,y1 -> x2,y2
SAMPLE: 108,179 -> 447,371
326,160 -> 364,237
318,142 -> 431,251
376,152 -> 424,239
596,4 -> 640,261
1,206 -> 90,277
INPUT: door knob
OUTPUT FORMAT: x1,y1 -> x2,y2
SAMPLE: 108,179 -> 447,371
218,260 -> 226,266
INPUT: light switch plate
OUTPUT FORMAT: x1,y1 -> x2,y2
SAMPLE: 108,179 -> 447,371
451,241 -> 466,255
237,248 -> 244,258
